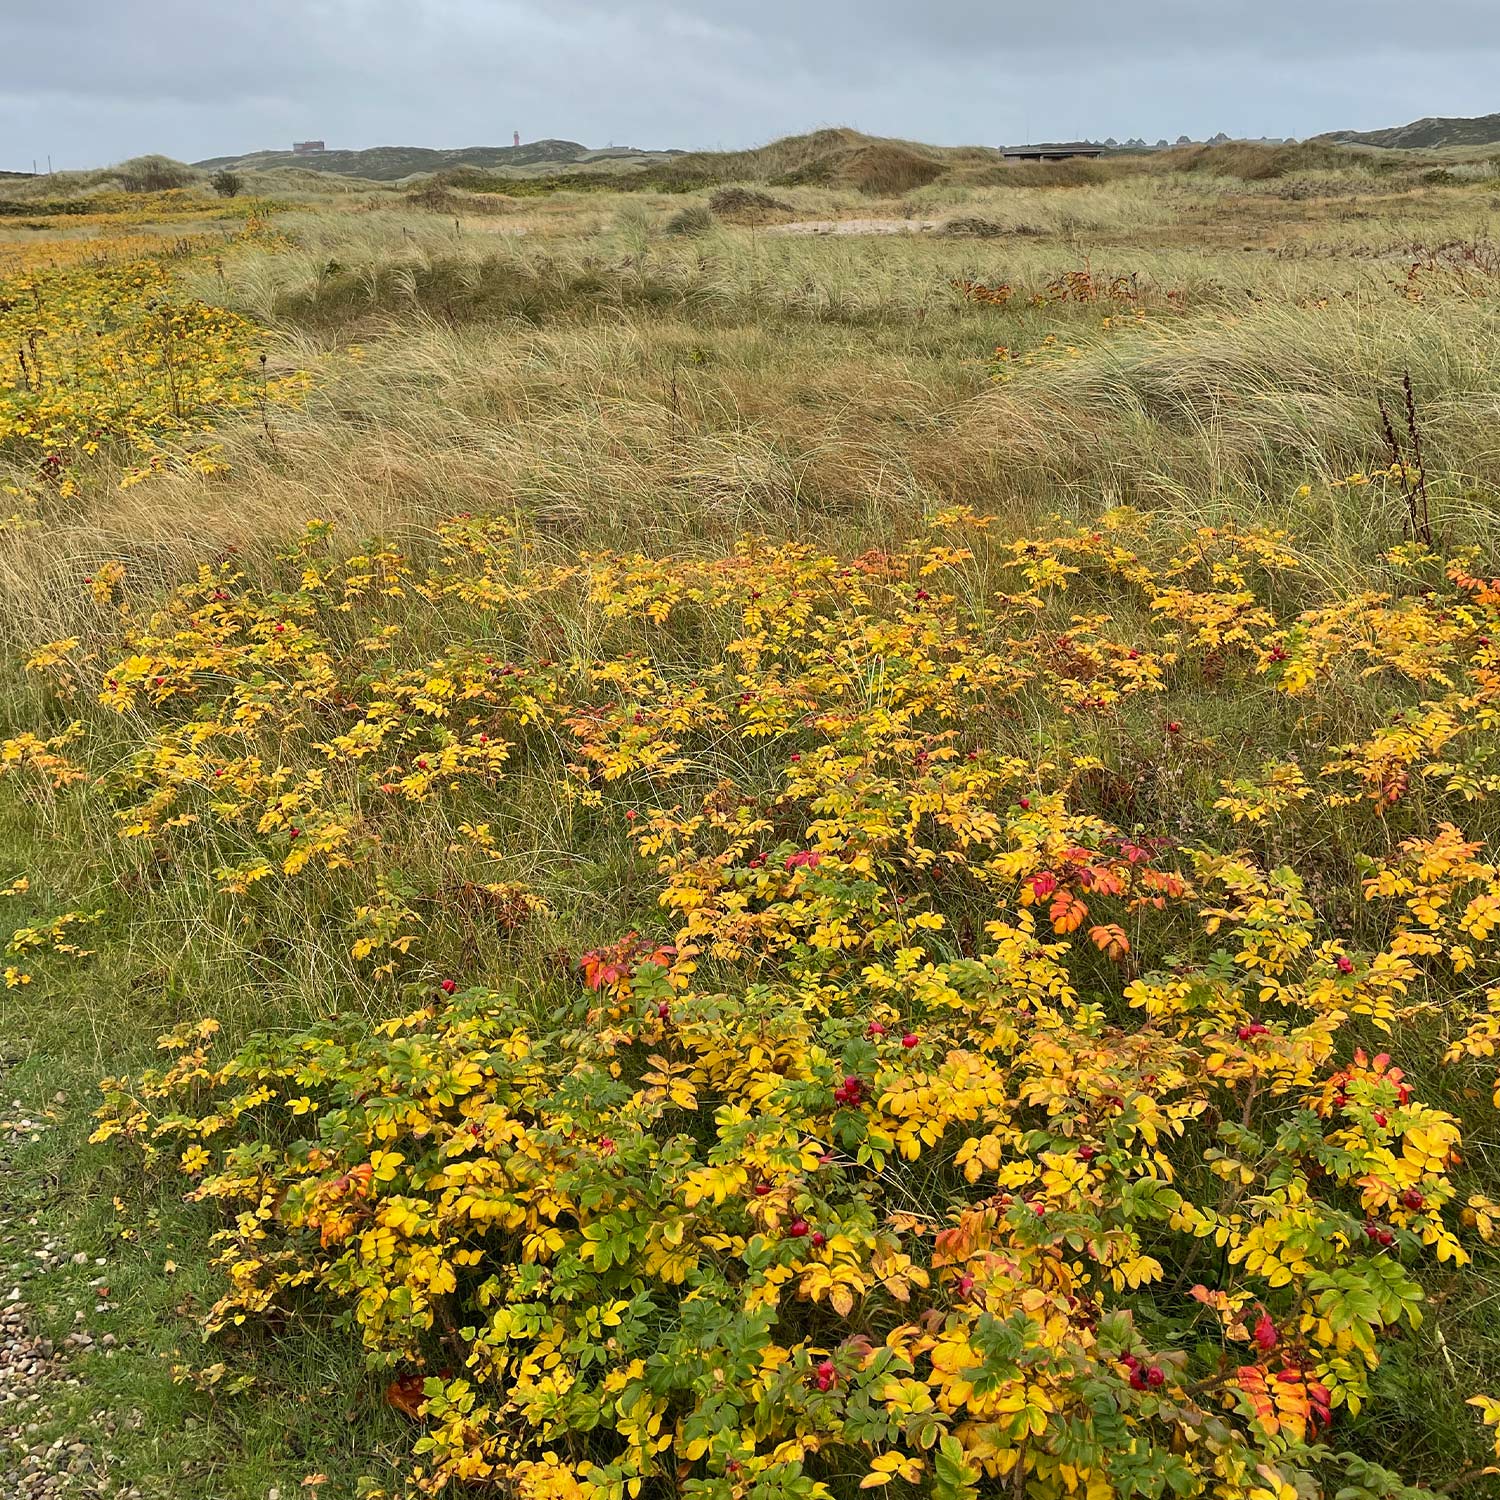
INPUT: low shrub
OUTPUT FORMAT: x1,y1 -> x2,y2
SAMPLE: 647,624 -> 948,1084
0,198 -> 92,217
938,215 -> 1005,238
708,186 -> 795,222
60,508 -> 1500,1498
118,154 -> 197,193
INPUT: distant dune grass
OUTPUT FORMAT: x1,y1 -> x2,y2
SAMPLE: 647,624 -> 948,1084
3,170 -> 1491,625
1,129 -> 1459,214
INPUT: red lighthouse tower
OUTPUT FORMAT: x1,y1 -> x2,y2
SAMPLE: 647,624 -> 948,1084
513,131 -> 521,149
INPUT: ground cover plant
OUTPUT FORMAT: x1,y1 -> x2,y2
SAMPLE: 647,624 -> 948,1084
2,142 -> 1500,1500
0,207 -> 303,513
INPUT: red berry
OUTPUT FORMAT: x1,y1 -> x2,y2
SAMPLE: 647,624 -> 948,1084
1337,956 -> 1354,975
1378,1228 -> 1395,1247
440,979 -> 457,995
1078,1146 -> 1096,1161
1018,797 -> 1031,810
1373,1111 -> 1388,1128
1401,1188 -> 1425,1211
1129,1370 -> 1147,1390
1167,721 -> 1181,735
657,1002 -> 671,1020
1121,1353 -> 1139,1370
1146,1366 -> 1165,1388
788,1219 -> 809,1238
901,1033 -> 918,1049
754,1182 -> 771,1197
811,1231 -> 827,1248
867,1021 -> 886,1038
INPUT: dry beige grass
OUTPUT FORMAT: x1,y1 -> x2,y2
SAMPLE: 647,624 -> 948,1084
4,163 -> 1500,646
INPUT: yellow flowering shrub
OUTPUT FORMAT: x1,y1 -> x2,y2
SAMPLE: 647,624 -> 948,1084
0,214 -> 302,503
23,503 -> 1500,1497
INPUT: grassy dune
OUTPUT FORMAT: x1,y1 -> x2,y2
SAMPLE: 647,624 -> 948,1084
1,148 -> 1500,1499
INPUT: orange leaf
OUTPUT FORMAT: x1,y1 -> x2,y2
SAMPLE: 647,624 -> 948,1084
1088,923 -> 1130,961
1049,889 -> 1088,935
385,1373 -> 428,1420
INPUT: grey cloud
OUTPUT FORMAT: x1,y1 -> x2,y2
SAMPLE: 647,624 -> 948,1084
546,0 -> 1500,62
3,1 -> 1499,170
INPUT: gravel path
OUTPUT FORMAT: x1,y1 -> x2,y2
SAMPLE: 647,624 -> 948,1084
0,1090 -> 139,1498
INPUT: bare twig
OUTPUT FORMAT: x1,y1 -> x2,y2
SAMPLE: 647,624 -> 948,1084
1377,369 -> 1434,548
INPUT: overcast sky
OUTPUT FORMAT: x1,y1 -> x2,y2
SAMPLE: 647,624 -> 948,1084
5,1 -> 1500,170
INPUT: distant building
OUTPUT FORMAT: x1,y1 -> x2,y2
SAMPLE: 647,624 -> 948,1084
292,140 -> 326,155
513,131 -> 521,148
1003,142 -> 1106,162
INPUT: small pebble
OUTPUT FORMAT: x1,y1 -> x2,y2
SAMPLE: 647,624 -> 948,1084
0,1084 -> 116,1496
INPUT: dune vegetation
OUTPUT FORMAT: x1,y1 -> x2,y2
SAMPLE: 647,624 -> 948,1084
2,137 -> 1500,1500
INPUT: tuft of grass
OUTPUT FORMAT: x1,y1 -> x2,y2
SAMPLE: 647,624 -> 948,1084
663,201 -> 716,237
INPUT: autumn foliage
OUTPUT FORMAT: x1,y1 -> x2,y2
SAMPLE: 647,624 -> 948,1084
11,504 -> 1494,1497
0,210 -> 300,508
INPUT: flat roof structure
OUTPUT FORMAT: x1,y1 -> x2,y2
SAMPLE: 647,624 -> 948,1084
1002,143 -> 1107,162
